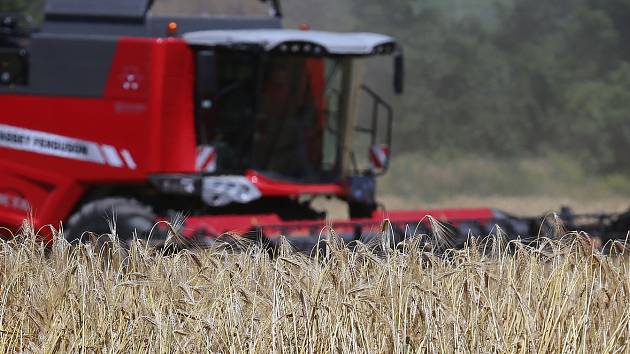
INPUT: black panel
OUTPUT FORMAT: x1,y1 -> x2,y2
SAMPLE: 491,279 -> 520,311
45,0 -> 153,22
41,16 -> 282,37
0,34 -> 117,97
29,34 -> 116,97
148,16 -> 282,36
41,21 -> 147,37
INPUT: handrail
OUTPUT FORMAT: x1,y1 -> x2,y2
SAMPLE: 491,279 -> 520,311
357,84 -> 393,175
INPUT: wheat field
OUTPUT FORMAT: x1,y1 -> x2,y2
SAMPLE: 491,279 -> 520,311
0,221 -> 628,353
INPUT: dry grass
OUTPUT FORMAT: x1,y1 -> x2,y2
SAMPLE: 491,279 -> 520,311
0,223 -> 629,353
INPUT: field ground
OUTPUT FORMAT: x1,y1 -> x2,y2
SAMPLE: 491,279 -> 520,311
379,194 -> 630,216
316,194 -> 630,220
324,154 -> 630,218
379,154 -> 630,206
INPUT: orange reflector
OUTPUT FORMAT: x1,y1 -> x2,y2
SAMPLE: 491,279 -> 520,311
167,22 -> 178,36
298,23 -> 311,31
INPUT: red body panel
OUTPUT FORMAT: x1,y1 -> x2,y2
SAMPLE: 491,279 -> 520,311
246,170 -> 348,197
0,38 -> 196,237
374,208 -> 495,223
182,208 -> 497,239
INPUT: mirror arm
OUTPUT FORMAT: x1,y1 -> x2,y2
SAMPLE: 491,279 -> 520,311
259,0 -> 283,18
394,47 -> 405,95
358,85 -> 394,176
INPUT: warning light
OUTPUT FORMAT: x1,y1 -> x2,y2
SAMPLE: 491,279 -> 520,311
298,24 -> 311,31
167,22 -> 178,36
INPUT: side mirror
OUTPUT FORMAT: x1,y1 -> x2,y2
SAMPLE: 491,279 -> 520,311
394,51 -> 404,95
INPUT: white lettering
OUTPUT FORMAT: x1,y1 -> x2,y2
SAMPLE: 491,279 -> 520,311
0,124 -> 137,170
0,193 -> 29,212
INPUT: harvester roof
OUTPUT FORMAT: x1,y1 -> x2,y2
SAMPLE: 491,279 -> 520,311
183,29 -> 398,56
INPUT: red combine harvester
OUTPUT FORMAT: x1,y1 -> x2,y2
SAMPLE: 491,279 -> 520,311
0,0 -> 628,251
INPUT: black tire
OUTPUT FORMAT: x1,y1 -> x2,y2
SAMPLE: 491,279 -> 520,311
64,198 -> 157,244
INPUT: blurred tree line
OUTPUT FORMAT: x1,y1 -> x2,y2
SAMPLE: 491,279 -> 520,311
5,0 -> 630,174
347,0 -> 630,174
0,0 -> 28,11
0,0 -> 44,25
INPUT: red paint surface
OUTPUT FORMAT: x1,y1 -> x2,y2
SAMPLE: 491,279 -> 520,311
182,208 -> 497,238
246,170 -> 348,197
0,37 -> 196,240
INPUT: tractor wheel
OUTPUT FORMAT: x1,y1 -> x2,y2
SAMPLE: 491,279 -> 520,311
64,197 -> 157,245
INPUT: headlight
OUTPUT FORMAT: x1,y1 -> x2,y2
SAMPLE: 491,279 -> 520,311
149,174 -> 200,195
201,176 -> 262,207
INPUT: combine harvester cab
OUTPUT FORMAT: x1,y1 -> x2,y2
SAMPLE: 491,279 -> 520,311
0,0 -> 628,251
158,26 -> 526,249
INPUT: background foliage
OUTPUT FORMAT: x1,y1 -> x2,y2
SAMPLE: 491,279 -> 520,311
344,0 -> 630,174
